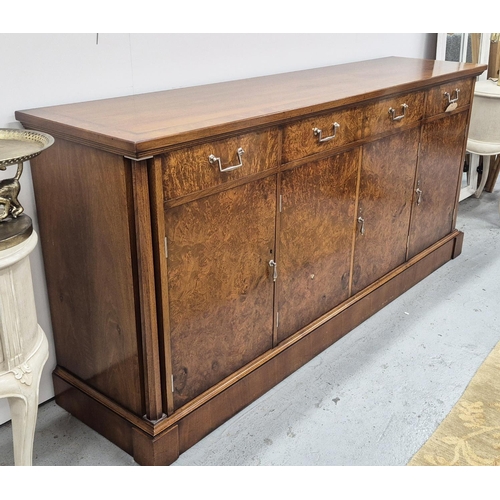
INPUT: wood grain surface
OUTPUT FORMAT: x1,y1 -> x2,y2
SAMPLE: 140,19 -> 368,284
426,78 -> 473,116
362,91 -> 425,137
19,56 -> 485,466
29,139 -> 144,415
16,58 -> 485,156
53,230 -> 462,465
277,149 -> 360,343
165,177 -> 276,409
162,128 -> 279,199
281,106 -> 363,163
408,112 -> 468,258
130,159 -> 163,421
351,127 -> 420,295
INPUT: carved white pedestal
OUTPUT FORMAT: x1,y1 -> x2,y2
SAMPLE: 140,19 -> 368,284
0,231 -> 48,466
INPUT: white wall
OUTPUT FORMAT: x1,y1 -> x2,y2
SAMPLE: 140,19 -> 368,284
0,33 -> 437,425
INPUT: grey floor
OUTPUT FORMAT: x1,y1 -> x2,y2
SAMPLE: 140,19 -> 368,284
1,188 -> 500,467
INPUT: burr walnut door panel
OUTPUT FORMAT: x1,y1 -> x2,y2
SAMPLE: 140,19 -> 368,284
277,149 -> 360,344
165,176 -> 276,410
408,112 -> 468,259
351,128 -> 420,295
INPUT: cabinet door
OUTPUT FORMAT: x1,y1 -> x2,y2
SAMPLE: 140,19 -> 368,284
351,128 -> 420,295
277,149 -> 360,344
407,112 -> 468,259
165,177 -> 276,409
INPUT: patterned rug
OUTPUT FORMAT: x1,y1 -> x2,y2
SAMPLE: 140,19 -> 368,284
408,340 -> 500,466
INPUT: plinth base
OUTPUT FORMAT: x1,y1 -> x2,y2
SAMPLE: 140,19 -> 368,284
52,231 -> 464,465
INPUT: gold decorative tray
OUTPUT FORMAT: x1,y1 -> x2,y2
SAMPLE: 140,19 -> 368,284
0,128 -> 54,168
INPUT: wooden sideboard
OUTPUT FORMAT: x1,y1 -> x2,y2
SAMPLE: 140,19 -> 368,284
16,57 -> 485,465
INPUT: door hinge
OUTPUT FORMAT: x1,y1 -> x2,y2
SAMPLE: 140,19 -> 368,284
276,312 -> 279,328
171,374 -> 174,393
279,194 -> 283,213
164,237 -> 168,259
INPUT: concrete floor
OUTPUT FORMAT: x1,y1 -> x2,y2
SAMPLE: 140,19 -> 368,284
1,189 -> 500,467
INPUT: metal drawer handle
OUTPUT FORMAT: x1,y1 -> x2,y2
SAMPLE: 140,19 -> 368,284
209,147 -> 245,172
312,122 -> 340,143
444,88 -> 460,105
388,103 -> 408,122
357,216 -> 365,236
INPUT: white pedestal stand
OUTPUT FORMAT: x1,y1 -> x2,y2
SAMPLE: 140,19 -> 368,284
0,230 -> 48,466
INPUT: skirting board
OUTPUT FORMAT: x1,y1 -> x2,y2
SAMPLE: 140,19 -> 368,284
53,231 -> 463,466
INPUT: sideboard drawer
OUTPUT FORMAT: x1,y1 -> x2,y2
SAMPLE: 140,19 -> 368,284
363,91 -> 425,137
281,106 -> 364,163
162,128 -> 280,199
426,78 -> 474,116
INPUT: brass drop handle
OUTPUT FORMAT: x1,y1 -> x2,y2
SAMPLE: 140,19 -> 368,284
269,260 -> 277,281
209,147 -> 245,172
357,216 -> 365,236
444,88 -> 460,105
312,122 -> 340,143
388,103 -> 408,122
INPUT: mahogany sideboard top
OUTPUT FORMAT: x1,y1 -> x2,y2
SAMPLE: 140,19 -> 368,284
16,57 -> 483,157
15,56 -> 486,465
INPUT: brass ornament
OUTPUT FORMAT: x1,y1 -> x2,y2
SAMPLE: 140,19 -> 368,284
0,128 -> 54,224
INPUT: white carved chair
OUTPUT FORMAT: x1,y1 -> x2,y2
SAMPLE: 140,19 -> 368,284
464,79 -> 500,207
0,229 -> 48,466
